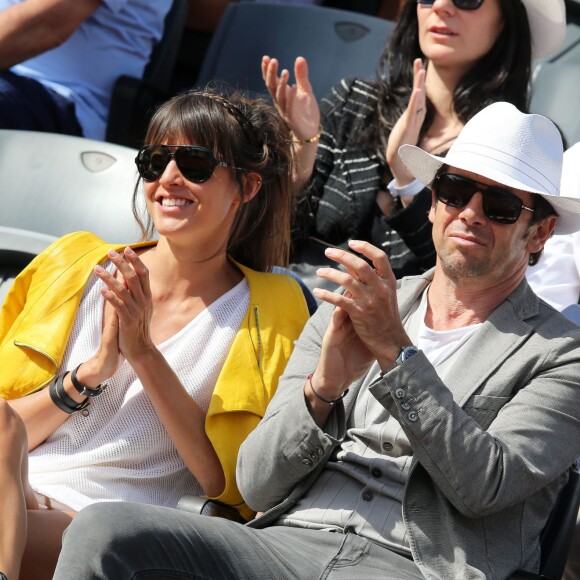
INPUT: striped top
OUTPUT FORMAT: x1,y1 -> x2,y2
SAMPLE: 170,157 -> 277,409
292,78 -> 437,277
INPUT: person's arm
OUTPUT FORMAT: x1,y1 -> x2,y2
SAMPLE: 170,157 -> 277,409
380,188 -> 436,273
93,248 -> 226,498
262,56 -> 320,191
0,0 -> 102,69
8,297 -> 122,450
237,300 -> 349,512
185,0 -> 233,32
384,58 -> 427,204
369,328 -> 580,517
527,142 -> 580,310
238,240 -> 411,512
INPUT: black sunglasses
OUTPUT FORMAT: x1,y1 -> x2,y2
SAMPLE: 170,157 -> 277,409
433,173 -> 535,225
135,145 -> 238,183
417,0 -> 484,10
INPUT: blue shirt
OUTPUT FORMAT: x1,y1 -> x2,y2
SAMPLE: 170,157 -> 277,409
3,0 -> 172,139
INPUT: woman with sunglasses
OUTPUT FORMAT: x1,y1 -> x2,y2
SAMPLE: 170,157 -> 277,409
0,88 -> 309,580
263,0 -> 566,281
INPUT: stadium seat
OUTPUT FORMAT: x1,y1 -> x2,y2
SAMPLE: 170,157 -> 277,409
195,1 -> 394,100
0,130 -> 142,243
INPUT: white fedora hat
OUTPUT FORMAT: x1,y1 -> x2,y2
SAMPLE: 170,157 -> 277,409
399,102 -> 580,234
522,0 -> 566,59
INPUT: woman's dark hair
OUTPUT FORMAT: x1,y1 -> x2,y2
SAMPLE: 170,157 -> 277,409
132,88 -> 293,271
361,0 -> 532,168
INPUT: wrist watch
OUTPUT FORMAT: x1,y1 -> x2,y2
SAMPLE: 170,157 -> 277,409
396,345 -> 419,365
382,345 -> 419,375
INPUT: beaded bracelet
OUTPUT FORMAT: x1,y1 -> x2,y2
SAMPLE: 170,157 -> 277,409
307,373 -> 348,406
291,126 -> 323,145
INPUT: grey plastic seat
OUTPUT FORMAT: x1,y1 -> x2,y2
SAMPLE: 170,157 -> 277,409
0,129 -> 142,244
195,2 -> 395,100
0,129 -> 143,298
529,62 -> 580,148
0,226 -> 57,305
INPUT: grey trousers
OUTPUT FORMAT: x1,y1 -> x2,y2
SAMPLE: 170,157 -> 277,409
53,502 -> 424,580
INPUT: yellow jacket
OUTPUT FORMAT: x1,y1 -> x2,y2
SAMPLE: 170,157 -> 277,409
0,231 -> 309,519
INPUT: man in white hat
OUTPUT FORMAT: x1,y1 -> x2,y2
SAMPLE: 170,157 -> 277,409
54,102 -> 580,579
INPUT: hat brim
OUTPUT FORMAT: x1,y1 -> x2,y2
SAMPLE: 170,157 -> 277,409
399,144 -> 580,235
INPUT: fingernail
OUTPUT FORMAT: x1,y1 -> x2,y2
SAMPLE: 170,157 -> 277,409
108,249 -> 119,258
124,246 -> 135,255
95,265 -> 105,274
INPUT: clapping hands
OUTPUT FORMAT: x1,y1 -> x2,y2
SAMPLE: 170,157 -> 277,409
85,247 -> 154,386
262,55 -> 320,143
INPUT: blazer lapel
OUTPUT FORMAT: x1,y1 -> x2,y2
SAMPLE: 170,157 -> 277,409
441,280 -> 540,408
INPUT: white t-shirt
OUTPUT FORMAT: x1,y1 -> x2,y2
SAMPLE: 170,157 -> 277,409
3,0 -> 172,139
28,262 -> 250,511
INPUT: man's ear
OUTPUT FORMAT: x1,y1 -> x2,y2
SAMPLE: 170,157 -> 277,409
428,190 -> 437,224
526,215 -> 558,254
241,172 -> 262,203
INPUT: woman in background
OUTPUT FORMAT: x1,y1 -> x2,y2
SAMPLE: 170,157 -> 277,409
263,0 -> 566,277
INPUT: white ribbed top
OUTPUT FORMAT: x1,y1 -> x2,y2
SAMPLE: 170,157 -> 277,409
28,261 -> 249,511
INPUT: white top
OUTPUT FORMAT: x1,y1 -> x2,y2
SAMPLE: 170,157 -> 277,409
28,262 -> 250,511
3,0 -> 171,139
526,142 -> 580,311
416,289 -> 482,366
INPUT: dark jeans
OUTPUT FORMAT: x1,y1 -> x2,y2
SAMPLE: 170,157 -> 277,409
0,71 -> 82,135
54,502 -> 424,579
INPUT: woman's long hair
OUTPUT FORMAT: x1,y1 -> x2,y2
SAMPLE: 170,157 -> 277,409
132,88 -> 294,271
360,0 -> 532,159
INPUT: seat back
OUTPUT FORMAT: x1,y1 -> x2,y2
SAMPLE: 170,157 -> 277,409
195,2 -> 394,100
106,0 -> 187,147
539,467 -> 580,579
530,62 -> 580,148
0,130 -> 142,244
0,227 -> 57,305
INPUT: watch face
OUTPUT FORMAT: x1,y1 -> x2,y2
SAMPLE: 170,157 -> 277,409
401,346 -> 419,361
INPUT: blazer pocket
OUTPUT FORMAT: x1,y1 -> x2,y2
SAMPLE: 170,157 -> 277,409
464,395 -> 510,429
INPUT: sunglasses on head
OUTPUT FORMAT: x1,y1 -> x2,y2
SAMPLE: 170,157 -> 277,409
417,0 -> 484,11
433,172 -> 535,225
135,145 -> 237,183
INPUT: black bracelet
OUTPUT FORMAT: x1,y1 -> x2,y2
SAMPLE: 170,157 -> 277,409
307,373 -> 348,407
71,363 -> 107,397
49,373 -> 90,414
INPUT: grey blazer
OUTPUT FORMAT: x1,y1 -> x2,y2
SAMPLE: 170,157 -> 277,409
237,271 -> 580,579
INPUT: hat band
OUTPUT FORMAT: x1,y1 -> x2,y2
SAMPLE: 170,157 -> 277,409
445,143 -> 559,196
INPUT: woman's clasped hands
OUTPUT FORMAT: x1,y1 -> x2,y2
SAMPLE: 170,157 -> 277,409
89,247 -> 154,382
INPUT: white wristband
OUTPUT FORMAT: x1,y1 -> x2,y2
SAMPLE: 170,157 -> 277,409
387,178 -> 425,200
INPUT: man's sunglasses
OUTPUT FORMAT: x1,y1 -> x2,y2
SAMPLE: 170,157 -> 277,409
433,172 -> 535,225
135,145 -> 237,183
417,0 -> 484,10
